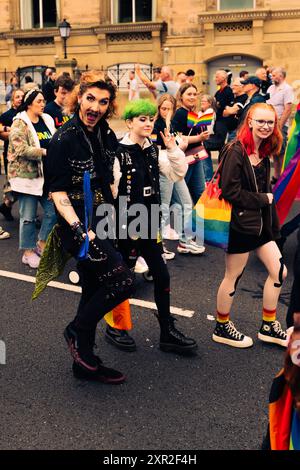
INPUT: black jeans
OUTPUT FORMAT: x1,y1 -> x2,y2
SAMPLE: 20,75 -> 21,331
118,238 -> 170,320
74,238 -> 135,331
286,228 -> 300,328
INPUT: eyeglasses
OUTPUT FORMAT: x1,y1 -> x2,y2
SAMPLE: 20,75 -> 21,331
251,119 -> 275,128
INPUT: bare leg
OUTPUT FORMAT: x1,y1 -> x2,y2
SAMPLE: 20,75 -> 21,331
217,252 -> 249,314
256,241 -> 287,310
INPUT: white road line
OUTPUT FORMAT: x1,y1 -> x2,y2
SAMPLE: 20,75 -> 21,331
0,269 -> 194,318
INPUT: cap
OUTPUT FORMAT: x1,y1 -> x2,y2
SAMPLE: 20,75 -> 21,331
240,76 -> 261,88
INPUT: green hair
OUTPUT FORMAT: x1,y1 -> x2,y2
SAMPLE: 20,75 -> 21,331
123,99 -> 157,120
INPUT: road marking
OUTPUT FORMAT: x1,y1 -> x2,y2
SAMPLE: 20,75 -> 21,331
0,269 -> 194,318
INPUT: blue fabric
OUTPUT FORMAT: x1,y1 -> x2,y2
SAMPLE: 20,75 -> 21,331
77,171 -> 93,260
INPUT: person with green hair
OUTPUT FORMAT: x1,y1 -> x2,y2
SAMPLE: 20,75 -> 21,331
111,98 -> 197,354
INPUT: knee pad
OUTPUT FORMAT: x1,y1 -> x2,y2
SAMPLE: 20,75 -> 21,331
229,268 -> 245,297
274,257 -> 286,288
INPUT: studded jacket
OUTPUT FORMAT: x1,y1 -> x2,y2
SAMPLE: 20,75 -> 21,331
46,113 -> 118,207
115,133 -> 187,206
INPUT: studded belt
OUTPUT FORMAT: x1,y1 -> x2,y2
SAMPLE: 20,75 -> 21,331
68,189 -> 105,206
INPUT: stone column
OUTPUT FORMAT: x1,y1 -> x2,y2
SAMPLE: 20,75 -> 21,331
54,58 -> 78,78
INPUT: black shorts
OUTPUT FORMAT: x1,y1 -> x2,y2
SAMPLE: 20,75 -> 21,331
226,227 -> 272,254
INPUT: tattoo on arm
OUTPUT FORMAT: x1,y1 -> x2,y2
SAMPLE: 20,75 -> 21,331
59,197 -> 72,206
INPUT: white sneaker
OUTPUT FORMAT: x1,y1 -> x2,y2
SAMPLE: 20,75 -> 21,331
0,226 -> 10,240
134,257 -> 149,274
177,239 -> 205,255
162,224 -> 180,240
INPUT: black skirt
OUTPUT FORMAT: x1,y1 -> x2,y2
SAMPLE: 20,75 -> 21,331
226,226 -> 273,254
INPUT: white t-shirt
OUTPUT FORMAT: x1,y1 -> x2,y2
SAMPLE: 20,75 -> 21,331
129,78 -> 140,101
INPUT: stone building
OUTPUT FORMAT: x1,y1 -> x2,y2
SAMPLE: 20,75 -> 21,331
0,0 -> 300,94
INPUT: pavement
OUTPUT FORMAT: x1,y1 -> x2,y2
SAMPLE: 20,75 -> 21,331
0,173 -> 299,451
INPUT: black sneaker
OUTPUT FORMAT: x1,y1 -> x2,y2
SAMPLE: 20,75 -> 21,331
63,323 -> 98,371
258,320 -> 287,347
72,359 -> 126,384
159,316 -> 197,354
0,203 -> 14,221
212,321 -> 253,348
104,325 -> 137,351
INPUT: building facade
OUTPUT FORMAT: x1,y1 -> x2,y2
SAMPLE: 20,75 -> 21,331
0,0 -> 300,94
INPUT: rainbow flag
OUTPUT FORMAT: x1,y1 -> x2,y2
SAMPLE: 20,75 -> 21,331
282,102 -> 300,171
274,147 -> 300,224
150,133 -> 157,143
290,409 -> 300,450
187,111 -> 199,128
104,299 -> 132,330
197,112 -> 214,127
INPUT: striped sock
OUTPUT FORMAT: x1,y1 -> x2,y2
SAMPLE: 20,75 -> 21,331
217,311 -> 230,323
263,307 -> 276,322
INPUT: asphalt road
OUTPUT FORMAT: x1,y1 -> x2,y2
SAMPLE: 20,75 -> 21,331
0,181 -> 299,450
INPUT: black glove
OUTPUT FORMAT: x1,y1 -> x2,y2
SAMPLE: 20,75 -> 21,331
70,221 -> 86,244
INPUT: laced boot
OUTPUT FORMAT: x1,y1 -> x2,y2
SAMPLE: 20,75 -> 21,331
158,314 -> 197,354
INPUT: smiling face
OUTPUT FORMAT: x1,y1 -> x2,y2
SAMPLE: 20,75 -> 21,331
27,93 -> 45,117
78,86 -> 111,130
127,115 -> 155,140
249,107 -> 276,141
181,86 -> 198,111
200,96 -> 211,112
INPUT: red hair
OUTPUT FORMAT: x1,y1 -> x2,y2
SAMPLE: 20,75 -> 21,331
237,103 -> 283,158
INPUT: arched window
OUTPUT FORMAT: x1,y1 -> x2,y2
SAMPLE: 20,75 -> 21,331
20,0 -> 58,29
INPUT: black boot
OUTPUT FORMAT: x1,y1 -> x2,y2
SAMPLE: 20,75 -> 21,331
64,322 -> 126,383
158,315 -> 197,354
105,325 -> 136,351
0,203 -> 14,221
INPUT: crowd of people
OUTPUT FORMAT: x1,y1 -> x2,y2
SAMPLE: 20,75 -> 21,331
0,63 -> 299,447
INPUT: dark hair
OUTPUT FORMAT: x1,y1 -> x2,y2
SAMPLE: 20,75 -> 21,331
17,89 -> 45,112
54,74 -> 75,92
65,70 -> 117,118
239,70 -> 249,78
186,69 -> 195,77
24,75 -> 33,83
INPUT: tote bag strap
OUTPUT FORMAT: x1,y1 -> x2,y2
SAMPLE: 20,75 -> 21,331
208,140 -> 237,184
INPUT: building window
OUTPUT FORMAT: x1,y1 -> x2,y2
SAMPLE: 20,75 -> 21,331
20,0 -> 58,29
112,0 -> 153,23
218,0 -> 255,9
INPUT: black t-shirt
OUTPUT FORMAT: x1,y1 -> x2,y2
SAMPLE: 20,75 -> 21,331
0,108 -> 18,157
32,117 -> 52,149
44,101 -> 71,129
215,85 -> 234,120
171,107 -> 200,151
226,93 -> 248,131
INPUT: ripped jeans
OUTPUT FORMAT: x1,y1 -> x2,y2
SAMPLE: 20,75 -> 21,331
18,193 -> 57,250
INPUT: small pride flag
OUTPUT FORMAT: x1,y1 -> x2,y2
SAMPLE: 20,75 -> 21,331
150,133 -> 157,142
187,111 -> 214,128
197,112 -> 214,127
187,111 -> 200,128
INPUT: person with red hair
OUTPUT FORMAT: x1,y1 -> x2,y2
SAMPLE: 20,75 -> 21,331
213,103 -> 288,348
